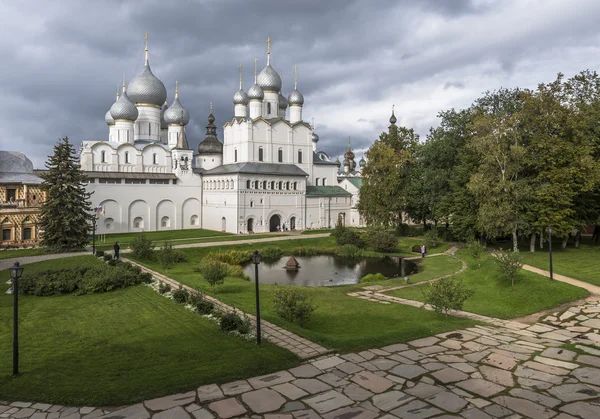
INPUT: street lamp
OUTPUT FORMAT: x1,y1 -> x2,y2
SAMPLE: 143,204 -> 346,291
548,226 -> 553,280
251,250 -> 262,345
9,261 -> 24,375
91,214 -> 98,255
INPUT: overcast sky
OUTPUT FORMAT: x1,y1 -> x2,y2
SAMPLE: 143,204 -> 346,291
1,0 -> 600,169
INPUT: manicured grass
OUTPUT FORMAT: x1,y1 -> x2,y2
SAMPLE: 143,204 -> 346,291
129,241 -> 480,352
390,249 -> 589,319
0,257 -> 298,405
90,227 -> 232,245
94,232 -> 284,252
0,248 -> 50,260
398,255 -> 463,285
302,229 -> 334,235
498,240 -> 600,286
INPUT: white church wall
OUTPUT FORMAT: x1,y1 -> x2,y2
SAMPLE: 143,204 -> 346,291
311,165 -> 338,186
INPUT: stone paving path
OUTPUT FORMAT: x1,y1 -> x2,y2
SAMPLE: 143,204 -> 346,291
123,258 -> 329,360
4,303 -> 600,418
540,301 -> 600,346
0,234 -> 330,271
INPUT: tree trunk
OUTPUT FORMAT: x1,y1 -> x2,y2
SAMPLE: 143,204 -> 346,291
512,228 -> 518,253
575,230 -> 581,248
561,235 -> 569,249
529,233 -> 536,253
422,218 -> 427,231
593,225 -> 599,245
539,234 -> 544,250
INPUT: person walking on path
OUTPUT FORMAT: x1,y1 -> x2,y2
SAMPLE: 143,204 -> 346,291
421,244 -> 426,258
114,241 -> 120,259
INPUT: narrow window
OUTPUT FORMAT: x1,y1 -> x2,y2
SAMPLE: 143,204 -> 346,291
250,201 -> 254,208
267,102 -> 271,114
234,149 -> 238,162
247,180 -> 251,189
149,123 -> 151,136
293,182 -> 297,190
278,181 -> 282,190
153,153 -> 157,164
278,148 -> 283,163
254,180 -> 259,189
270,181 -> 275,189
125,151 -> 129,164
316,177 -> 320,186
258,147 -> 264,162
286,181 -> 290,190
23,228 -> 32,240
298,149 -> 303,164
101,150 -> 106,163
323,178 -> 327,185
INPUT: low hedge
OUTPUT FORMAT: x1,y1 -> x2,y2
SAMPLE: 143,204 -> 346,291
19,261 -> 151,296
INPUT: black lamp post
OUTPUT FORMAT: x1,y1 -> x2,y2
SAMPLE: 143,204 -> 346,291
251,250 -> 262,345
548,226 -> 553,280
9,261 -> 24,375
91,215 -> 98,255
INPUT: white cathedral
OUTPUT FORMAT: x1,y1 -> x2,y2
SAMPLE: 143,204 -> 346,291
80,37 -> 371,234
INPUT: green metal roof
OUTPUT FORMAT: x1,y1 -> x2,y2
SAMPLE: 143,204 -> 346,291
306,186 -> 352,197
346,178 -> 363,188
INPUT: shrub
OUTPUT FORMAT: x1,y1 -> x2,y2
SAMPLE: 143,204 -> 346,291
107,258 -> 121,267
336,229 -> 365,248
158,282 -> 172,294
237,312 -> 252,335
360,273 -> 387,283
103,254 -> 112,262
291,247 -> 318,256
424,229 -> 441,249
423,277 -> 475,316
366,229 -> 398,253
261,246 -> 283,261
227,264 -> 250,280
172,287 -> 189,304
336,244 -> 362,259
494,250 -> 523,291
156,241 -> 178,271
95,250 -> 105,258
467,240 -> 487,268
220,310 -> 243,332
205,250 -> 252,265
272,287 -> 316,326
140,272 -> 154,284
200,259 -> 229,290
131,234 -> 155,259
188,290 -> 214,314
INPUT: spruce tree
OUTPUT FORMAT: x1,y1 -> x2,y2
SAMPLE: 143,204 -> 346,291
40,137 -> 93,252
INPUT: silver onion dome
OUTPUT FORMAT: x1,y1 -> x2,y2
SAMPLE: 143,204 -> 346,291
278,93 -> 288,109
389,108 -> 397,125
257,64 -> 281,92
127,63 -> 167,107
288,89 -> 304,106
164,97 -> 190,126
105,109 -> 115,126
248,83 -> 264,101
160,101 -> 168,129
110,91 -> 138,121
359,157 -> 366,167
343,158 -> 350,167
312,131 -> 319,143
233,88 -> 249,106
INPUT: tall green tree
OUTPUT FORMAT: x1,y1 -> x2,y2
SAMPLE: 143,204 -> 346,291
40,137 -> 93,252
358,117 -> 418,228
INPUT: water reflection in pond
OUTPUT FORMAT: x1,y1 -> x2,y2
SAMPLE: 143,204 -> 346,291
242,255 -> 418,287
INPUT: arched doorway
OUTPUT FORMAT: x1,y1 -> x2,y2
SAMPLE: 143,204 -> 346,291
290,217 -> 296,230
247,218 -> 254,233
269,214 -> 281,232
221,217 -> 226,232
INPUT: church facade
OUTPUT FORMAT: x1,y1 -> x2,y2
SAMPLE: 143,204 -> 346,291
80,37 -> 366,235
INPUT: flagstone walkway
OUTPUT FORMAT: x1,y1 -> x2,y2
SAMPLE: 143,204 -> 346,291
3,302 -> 600,418
123,258 -> 329,360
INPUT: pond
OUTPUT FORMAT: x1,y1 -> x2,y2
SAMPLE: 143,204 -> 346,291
242,255 -> 418,287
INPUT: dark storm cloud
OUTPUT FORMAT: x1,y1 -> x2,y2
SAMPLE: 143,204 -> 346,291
1,0 -> 600,168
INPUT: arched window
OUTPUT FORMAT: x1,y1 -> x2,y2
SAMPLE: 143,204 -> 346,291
161,216 -> 170,228
323,178 -> 327,185
250,200 -> 254,208
153,153 -> 157,165
270,181 -> 275,189
149,122 -> 151,136
267,102 -> 271,114
293,182 -> 297,190
278,181 -> 282,190
258,147 -> 264,162
125,151 -> 129,164
254,180 -> 259,189
262,181 -> 267,189
101,150 -> 106,163
246,180 -> 251,189
298,149 -> 303,164
286,181 -> 290,190
190,215 -> 198,226
105,218 -> 114,230
226,180 -> 229,189
278,148 -> 283,163
234,149 -> 238,162
316,178 -> 320,186
134,217 -> 144,229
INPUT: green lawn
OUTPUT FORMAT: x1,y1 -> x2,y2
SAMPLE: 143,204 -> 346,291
94,227 -> 232,243
390,249 -> 589,319
0,248 -> 50,260
400,255 -> 463,285
510,242 -> 600,286
0,257 -> 298,405
128,241 -> 479,352
302,229 -> 334,235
